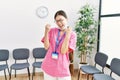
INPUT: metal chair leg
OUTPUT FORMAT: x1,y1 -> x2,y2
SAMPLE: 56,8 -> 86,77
7,67 -> 10,80
92,75 -> 93,80
7,67 -> 10,76
78,69 -> 80,80
27,67 -> 30,80
4,69 -> 7,80
33,67 -> 35,76
15,70 -> 16,77
32,73 -> 33,80
32,67 -> 35,80
87,74 -> 89,80
9,69 -> 12,80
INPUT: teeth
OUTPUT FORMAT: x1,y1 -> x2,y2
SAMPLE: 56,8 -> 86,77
58,25 -> 69,30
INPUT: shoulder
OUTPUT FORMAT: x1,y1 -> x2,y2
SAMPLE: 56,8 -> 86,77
50,27 -> 58,32
49,28 -> 58,33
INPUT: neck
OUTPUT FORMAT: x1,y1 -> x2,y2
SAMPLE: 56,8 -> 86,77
59,29 -> 65,32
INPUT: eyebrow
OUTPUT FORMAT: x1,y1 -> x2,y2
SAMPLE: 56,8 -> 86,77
56,19 -> 64,21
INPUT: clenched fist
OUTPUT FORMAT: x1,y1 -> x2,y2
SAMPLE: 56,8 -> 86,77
65,26 -> 72,35
45,24 -> 51,33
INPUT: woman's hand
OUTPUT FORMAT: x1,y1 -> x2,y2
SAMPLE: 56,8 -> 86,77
45,24 -> 51,33
65,26 -> 72,36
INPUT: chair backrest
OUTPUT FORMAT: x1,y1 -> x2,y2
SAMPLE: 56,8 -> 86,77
13,48 -> 29,60
0,49 -> 9,61
95,52 -> 108,68
33,47 -> 47,59
69,51 -> 74,63
110,58 -> 120,76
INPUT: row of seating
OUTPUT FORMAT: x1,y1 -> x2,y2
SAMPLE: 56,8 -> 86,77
0,47 -> 47,80
78,52 -> 120,80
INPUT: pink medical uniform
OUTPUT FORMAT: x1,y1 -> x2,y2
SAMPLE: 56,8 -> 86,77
41,28 -> 76,77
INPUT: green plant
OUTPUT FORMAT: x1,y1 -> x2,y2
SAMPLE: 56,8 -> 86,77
75,4 -> 98,64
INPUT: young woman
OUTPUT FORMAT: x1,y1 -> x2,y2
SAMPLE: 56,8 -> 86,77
41,10 -> 76,80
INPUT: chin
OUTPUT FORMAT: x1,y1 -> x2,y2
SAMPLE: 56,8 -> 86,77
60,28 -> 65,31
58,26 -> 66,30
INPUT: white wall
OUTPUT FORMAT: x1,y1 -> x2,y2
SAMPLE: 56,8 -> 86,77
0,0 -> 99,75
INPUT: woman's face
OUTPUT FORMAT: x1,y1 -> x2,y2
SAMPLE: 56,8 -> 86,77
55,15 -> 68,30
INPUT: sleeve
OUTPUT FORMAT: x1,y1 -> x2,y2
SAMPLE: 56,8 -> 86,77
41,37 -> 45,43
68,32 -> 77,53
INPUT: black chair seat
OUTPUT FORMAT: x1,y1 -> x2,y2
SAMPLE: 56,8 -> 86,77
32,62 -> 42,68
0,64 -> 8,71
81,65 -> 101,74
93,74 -> 115,80
11,63 -> 30,70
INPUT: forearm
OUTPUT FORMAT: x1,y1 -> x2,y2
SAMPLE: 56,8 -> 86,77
61,34 -> 70,54
44,31 -> 50,50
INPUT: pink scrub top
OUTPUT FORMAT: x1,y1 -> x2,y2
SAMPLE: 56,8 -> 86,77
41,28 -> 76,77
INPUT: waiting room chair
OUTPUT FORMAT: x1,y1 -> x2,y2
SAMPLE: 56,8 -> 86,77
32,47 -> 47,80
9,48 -> 30,80
0,49 -> 9,80
78,52 -> 108,80
69,51 -> 74,76
93,58 -> 120,80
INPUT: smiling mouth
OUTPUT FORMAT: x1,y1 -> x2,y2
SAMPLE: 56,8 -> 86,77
59,25 -> 67,30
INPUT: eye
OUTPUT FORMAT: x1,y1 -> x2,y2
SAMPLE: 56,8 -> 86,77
55,19 -> 64,23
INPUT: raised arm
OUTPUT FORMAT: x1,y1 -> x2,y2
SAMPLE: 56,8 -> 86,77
43,24 -> 51,50
61,27 -> 72,54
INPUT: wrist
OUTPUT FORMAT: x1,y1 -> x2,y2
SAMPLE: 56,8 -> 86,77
65,33 -> 71,39
44,32 -> 49,38
66,32 -> 71,36
45,29 -> 49,34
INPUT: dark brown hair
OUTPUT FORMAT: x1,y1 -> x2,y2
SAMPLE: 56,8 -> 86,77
54,10 -> 67,19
